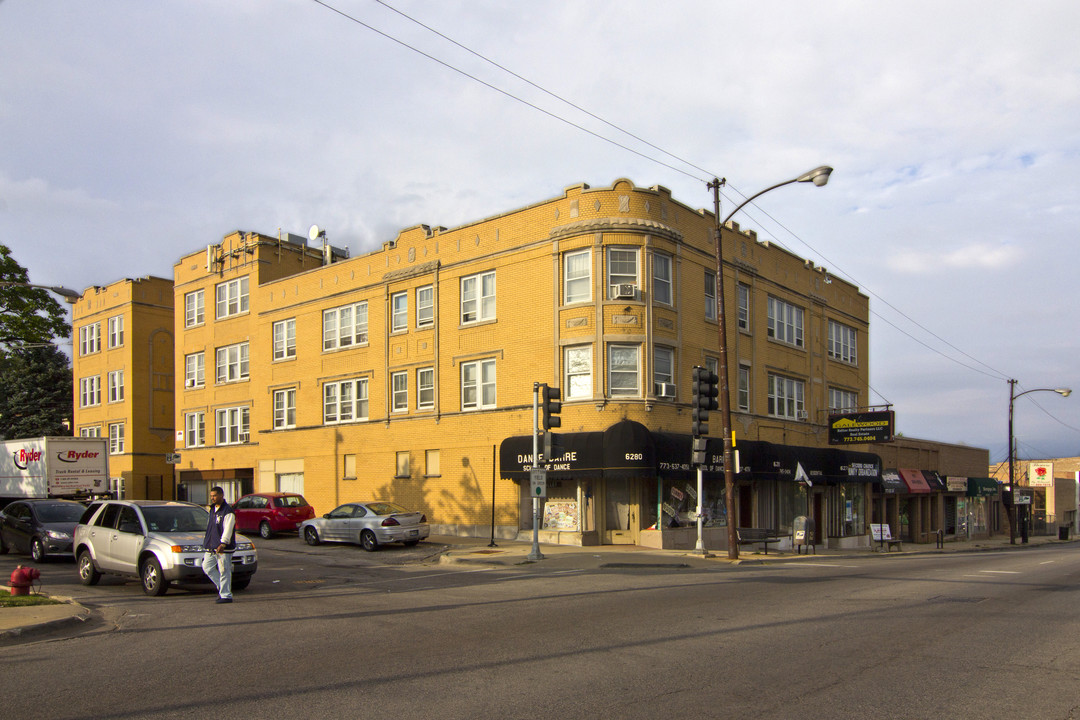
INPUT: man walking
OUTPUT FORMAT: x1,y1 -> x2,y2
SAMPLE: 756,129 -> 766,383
202,486 -> 236,603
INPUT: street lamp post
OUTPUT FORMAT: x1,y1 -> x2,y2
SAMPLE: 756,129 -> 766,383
1007,380 -> 1071,544
0,281 -> 81,304
708,166 -> 833,559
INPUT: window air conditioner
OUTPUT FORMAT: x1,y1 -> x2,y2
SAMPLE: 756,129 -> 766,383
185,379 -> 196,388
797,410 -> 808,420
656,382 -> 677,398
611,283 -> 636,300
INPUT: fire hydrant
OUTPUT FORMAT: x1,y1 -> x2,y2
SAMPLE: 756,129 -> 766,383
9,565 -> 40,596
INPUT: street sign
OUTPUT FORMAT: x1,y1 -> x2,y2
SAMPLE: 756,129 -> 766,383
165,453 -> 181,465
529,468 -> 547,498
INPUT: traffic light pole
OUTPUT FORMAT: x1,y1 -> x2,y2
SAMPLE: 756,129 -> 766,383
528,383 -> 544,562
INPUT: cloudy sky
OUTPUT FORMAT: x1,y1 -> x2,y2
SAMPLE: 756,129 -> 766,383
3,1 -> 1079,464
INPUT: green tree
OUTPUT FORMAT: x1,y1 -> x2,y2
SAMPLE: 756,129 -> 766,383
0,243 -> 70,350
0,344 -> 72,438
0,244 -> 73,438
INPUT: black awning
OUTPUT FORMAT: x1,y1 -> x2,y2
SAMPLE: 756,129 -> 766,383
737,441 -> 881,483
498,431 -> 605,481
602,420 -> 656,479
923,470 -> 946,491
875,470 -> 908,494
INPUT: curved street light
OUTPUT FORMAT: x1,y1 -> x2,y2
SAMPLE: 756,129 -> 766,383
0,281 -> 82,304
707,166 -> 833,559
1007,380 -> 1072,544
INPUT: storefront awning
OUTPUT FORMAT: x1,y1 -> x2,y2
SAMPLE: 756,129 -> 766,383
499,420 -> 882,484
922,470 -> 946,491
967,477 -> 1000,498
876,470 -> 907,494
898,468 -> 932,493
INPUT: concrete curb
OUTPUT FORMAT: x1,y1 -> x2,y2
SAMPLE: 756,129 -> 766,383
0,598 -> 91,644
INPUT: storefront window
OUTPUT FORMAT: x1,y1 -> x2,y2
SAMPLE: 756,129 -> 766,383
826,483 -> 865,537
655,476 -> 727,529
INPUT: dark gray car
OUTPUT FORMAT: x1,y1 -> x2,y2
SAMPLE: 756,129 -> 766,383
0,498 -> 86,562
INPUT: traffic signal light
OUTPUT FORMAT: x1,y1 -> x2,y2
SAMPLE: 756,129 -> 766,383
691,366 -> 719,436
541,384 -> 562,430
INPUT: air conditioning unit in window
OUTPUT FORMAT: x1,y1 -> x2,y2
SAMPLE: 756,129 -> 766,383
611,283 -> 636,300
797,410 -> 808,421
656,383 -> 677,399
185,379 -> 196,388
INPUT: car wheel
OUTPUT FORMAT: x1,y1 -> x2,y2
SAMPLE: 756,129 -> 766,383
30,537 -> 48,563
140,558 -> 169,596
232,576 -> 251,592
403,539 -> 420,547
303,526 -> 320,546
259,521 -> 273,539
77,550 -> 100,586
360,530 -> 379,552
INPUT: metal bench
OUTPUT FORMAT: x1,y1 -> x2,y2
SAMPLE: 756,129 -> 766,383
736,527 -> 783,554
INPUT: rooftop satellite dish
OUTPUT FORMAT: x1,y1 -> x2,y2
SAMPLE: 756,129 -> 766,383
308,224 -> 324,242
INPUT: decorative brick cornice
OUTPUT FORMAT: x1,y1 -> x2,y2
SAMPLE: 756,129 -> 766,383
550,217 -> 683,243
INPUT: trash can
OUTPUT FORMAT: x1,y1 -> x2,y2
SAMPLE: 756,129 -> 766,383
1059,526 -> 1070,540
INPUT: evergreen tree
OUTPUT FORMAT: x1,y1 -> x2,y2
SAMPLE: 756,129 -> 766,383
0,344 -> 73,438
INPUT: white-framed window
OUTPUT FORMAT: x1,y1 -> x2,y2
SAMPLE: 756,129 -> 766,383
608,344 -> 640,397
737,364 -> 751,412
107,370 -> 124,403
737,283 -> 751,332
652,253 -> 672,305
461,271 -> 496,324
323,302 -> 368,350
184,289 -> 205,327
395,451 -> 410,478
273,388 -> 296,429
273,319 -> 296,360
185,352 -> 205,388
828,320 -> 857,365
107,315 -> 124,348
565,345 -> 593,400
767,296 -> 804,347
80,426 -> 101,438
323,378 -> 369,424
108,422 -> 125,455
185,412 -> 205,448
564,249 -> 591,304
79,376 -> 101,407
829,387 -> 859,412
215,406 -> 250,445
461,358 -> 496,410
416,285 -> 434,328
391,371 -> 408,412
607,248 -> 639,298
391,291 -> 408,332
215,342 -> 249,384
79,323 -> 101,356
425,449 -> 441,477
768,373 -> 805,420
653,346 -> 674,395
215,276 -> 249,319
417,367 -> 434,410
705,270 -> 717,321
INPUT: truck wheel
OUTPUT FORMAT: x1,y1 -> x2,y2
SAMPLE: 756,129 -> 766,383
78,550 -> 100,586
140,558 -> 169,596
31,537 -> 48,563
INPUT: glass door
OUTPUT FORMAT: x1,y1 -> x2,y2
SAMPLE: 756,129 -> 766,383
603,476 -> 638,544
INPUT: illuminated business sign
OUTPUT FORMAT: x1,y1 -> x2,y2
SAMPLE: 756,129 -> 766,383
828,411 -> 894,445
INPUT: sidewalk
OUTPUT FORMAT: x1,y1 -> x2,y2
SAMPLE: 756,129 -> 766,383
1,532 -> 1069,642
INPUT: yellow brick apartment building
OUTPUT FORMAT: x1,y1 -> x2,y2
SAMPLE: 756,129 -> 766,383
71,276 -> 174,499
163,178 -> 874,549
74,178 -> 888,549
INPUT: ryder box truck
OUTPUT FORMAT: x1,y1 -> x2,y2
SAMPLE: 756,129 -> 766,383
1,436 -> 109,502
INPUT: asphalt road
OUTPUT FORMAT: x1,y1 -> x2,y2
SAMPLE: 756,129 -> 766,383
3,540 -> 1080,719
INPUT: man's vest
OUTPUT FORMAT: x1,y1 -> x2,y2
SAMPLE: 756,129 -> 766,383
203,501 -> 236,551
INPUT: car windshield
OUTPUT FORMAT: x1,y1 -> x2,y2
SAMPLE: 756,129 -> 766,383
36,503 -> 85,523
141,505 -> 209,533
275,495 -> 309,508
365,502 -> 408,516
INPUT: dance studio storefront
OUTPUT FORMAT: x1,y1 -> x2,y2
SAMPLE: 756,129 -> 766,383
499,419 -> 882,549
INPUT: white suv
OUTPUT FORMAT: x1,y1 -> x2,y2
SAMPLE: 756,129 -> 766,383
73,500 -> 258,596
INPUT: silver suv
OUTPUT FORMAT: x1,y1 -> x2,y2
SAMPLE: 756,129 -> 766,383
73,500 -> 258,596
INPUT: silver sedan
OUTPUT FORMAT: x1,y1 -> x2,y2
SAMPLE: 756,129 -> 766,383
299,502 -> 430,551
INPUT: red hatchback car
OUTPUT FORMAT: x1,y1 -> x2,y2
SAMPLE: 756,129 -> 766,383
234,493 -> 315,539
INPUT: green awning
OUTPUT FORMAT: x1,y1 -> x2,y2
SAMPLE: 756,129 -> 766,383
967,477 -> 999,498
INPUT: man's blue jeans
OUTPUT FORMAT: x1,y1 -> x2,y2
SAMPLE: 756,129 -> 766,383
202,551 -> 233,599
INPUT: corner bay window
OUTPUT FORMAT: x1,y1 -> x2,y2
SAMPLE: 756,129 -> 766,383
608,344 -> 639,397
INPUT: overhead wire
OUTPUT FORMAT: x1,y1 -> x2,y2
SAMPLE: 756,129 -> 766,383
311,0 -> 1074,439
